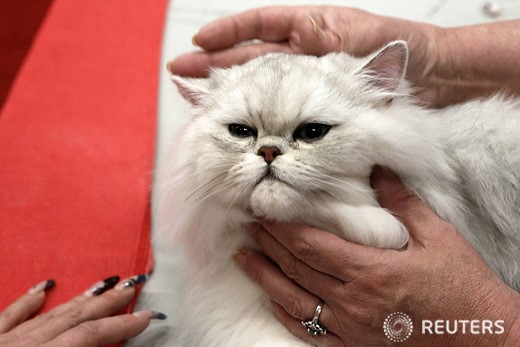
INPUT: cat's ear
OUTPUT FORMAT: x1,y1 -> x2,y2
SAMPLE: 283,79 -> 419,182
171,75 -> 210,106
356,40 -> 409,93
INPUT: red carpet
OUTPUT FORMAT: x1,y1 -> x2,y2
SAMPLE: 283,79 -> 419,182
0,0 -> 167,314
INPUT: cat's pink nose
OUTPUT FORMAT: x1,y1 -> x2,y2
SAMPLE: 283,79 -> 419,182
258,146 -> 281,164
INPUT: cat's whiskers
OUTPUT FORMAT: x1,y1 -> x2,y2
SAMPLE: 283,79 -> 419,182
189,180 -> 234,208
306,177 -> 348,204
315,170 -> 369,194
185,170 -> 229,202
218,191 -> 243,226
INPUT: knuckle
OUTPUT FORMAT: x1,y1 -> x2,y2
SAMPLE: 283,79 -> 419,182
63,307 -> 85,329
67,307 -> 83,321
0,308 -> 13,321
0,335 -> 30,347
347,306 -> 371,325
391,187 -> 419,209
38,311 -> 55,323
76,321 -> 100,340
292,237 -> 315,263
253,9 -> 263,36
284,294 -> 305,319
281,254 -> 303,281
251,262 -> 267,287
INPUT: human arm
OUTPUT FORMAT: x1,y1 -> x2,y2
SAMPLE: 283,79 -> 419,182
168,6 -> 520,107
233,167 -> 520,346
434,20 -> 520,106
0,275 -> 165,346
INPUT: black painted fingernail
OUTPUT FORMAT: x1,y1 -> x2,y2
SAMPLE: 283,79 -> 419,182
152,312 -> 167,320
132,310 -> 168,320
85,275 -> 120,297
115,274 -> 149,291
28,279 -> 56,295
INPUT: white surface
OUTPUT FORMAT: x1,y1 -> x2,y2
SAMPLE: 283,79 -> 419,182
127,1 -> 520,345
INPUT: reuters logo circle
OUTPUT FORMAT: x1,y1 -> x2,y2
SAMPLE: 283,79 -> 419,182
383,312 -> 413,343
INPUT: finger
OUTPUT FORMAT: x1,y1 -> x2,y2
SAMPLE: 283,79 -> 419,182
250,224 -> 343,301
168,42 -> 294,77
271,303 -> 345,347
258,222 -> 387,282
11,276 -> 137,343
234,248 -> 340,334
295,13 -> 343,56
194,7 -> 302,51
370,166 -> 446,246
9,275 -> 120,336
0,280 -> 54,333
40,311 -> 166,347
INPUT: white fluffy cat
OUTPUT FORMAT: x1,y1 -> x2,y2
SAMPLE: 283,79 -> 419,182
156,40 -> 520,346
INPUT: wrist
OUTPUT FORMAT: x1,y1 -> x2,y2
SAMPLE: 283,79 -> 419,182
492,284 -> 520,346
409,275 -> 520,347
431,21 -> 520,106
449,281 -> 520,347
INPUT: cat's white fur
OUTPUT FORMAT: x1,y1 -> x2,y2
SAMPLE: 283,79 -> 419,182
156,41 -> 520,346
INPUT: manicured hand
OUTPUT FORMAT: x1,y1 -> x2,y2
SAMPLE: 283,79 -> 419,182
0,275 -> 165,346
234,167 -> 520,346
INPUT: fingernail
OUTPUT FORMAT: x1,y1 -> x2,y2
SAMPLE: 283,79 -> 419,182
308,16 -> 325,40
133,310 -> 168,320
381,166 -> 398,179
84,275 -> 120,297
28,279 -> 55,295
115,274 -> 149,291
191,34 -> 199,47
233,249 -> 248,268
166,61 -> 173,73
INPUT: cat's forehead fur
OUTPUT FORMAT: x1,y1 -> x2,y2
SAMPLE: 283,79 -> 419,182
204,53 -> 370,132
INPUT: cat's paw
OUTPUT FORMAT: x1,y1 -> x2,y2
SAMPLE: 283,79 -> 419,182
326,204 -> 409,249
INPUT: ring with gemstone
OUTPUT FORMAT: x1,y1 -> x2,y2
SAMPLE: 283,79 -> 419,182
301,300 -> 327,336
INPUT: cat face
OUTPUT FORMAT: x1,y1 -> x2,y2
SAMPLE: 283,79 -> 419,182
172,42 -> 409,221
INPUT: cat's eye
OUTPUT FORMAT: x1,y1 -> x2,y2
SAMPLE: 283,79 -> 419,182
293,123 -> 332,141
228,123 -> 257,138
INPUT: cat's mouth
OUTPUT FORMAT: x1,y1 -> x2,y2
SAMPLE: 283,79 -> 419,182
256,166 -> 287,185
264,167 -> 276,179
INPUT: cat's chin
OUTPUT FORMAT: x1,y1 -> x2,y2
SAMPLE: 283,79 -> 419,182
249,179 -> 308,222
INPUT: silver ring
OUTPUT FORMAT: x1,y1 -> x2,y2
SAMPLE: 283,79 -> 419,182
301,300 -> 327,336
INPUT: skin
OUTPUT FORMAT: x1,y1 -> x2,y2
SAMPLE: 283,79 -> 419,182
0,278 -> 155,346
169,6 -> 520,107
234,167 -> 520,346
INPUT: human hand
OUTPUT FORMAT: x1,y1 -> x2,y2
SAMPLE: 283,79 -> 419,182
234,167 -> 520,346
168,6 -> 446,106
0,275 -> 165,347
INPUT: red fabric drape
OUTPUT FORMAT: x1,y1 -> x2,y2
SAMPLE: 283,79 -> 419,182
0,0 -> 167,313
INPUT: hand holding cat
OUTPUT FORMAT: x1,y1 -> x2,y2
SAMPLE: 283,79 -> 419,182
234,167 -> 520,346
169,6 -> 520,107
169,6 -> 442,105
0,275 -> 164,346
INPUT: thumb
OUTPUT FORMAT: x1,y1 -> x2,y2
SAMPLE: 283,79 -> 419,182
370,166 -> 444,245
294,13 -> 343,56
